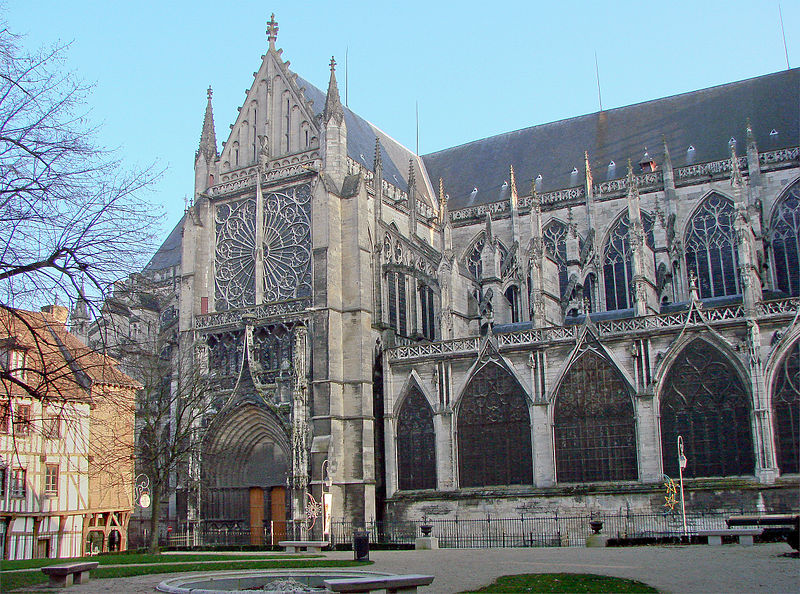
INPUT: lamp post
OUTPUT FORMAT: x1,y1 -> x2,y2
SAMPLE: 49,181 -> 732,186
321,459 -> 332,542
677,436 -> 688,537
134,473 -> 151,509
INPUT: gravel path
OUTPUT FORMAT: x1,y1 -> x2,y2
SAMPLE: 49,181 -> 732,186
17,543 -> 798,593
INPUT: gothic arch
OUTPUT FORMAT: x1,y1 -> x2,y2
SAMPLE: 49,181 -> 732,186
456,361 -> 533,487
768,335 -> 800,474
602,209 -> 655,311
683,191 -> 739,299
396,386 -> 437,490
542,219 -> 569,300
552,350 -> 638,482
658,338 -> 754,478
546,329 -> 636,403
767,178 -> 800,297
393,370 -> 437,416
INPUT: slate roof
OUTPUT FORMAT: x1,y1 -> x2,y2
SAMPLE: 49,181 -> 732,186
422,68 -> 799,210
144,215 -> 185,273
296,75 -> 434,206
1,308 -> 138,402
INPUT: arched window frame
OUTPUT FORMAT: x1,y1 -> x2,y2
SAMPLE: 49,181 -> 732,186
684,192 -> 740,299
658,338 -> 754,478
771,339 -> 800,474
602,211 -> 655,311
542,219 -> 569,301
552,350 -> 638,483
396,386 -> 437,490
769,179 -> 800,297
456,361 -> 533,487
503,284 -> 521,323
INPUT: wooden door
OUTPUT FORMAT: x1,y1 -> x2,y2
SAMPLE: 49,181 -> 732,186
249,487 -> 264,546
270,486 -> 286,544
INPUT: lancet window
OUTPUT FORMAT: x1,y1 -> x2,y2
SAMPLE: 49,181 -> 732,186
603,212 -> 655,311
771,180 -> 800,297
466,235 -> 485,280
207,331 -> 244,377
387,271 -> 408,337
419,285 -> 436,341
457,363 -> 532,487
660,340 -> 754,478
684,193 -> 739,299
553,351 -> 637,482
214,183 -> 312,311
397,388 -> 437,490
543,220 -> 569,300
772,341 -> 800,474
504,285 -> 521,323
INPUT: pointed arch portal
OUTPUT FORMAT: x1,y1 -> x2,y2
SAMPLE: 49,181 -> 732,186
457,362 -> 532,487
660,340 -> 754,478
202,404 -> 290,529
554,350 -> 638,482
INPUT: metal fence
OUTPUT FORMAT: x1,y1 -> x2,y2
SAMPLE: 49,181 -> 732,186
159,509 -> 798,550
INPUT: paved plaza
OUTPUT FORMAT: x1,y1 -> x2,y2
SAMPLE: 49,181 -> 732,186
31,544 -> 798,593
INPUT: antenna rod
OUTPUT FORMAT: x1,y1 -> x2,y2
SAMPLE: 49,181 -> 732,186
345,46 -> 349,107
415,101 -> 419,155
779,3 -> 790,69
595,51 -> 603,111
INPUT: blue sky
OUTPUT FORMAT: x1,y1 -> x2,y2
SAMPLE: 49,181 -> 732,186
7,1 -> 799,245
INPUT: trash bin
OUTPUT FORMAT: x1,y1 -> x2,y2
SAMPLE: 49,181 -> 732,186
353,529 -> 369,561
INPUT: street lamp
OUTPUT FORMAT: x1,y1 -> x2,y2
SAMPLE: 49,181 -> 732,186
322,459 -> 332,541
677,436 -> 688,537
134,473 -> 151,509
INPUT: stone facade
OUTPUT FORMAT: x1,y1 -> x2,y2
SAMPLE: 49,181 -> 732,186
124,17 -> 799,532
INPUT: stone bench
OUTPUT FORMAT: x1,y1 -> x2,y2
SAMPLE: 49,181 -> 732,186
727,514 -> 800,550
41,561 -> 99,587
278,540 -> 328,553
696,528 -> 762,546
324,574 -> 435,593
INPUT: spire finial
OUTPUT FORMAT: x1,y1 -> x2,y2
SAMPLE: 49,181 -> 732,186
198,85 -> 218,162
207,86 -> 213,101
267,13 -> 279,48
373,137 -> 382,171
323,56 -> 344,124
329,56 -> 337,72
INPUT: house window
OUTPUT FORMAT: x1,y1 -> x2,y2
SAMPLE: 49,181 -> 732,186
10,468 -> 26,498
42,410 -> 61,439
0,404 -> 9,434
14,404 -> 31,435
0,467 -> 6,497
44,465 -> 59,496
3,348 -> 27,381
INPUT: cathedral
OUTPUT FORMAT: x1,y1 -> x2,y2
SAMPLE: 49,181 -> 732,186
136,16 -> 799,537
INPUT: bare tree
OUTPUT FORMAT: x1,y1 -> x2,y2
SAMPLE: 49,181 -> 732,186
0,23 -> 160,314
127,332 -> 211,553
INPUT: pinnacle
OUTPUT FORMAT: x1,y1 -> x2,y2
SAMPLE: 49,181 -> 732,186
198,85 -> 218,161
323,56 -> 344,124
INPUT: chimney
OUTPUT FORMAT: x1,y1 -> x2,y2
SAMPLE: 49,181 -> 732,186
41,305 -> 69,325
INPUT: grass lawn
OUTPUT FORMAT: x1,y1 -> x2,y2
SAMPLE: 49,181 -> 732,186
462,573 -> 659,593
0,557 -> 369,592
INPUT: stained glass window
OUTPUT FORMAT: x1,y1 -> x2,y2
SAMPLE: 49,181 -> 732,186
207,332 -> 243,377
685,193 -> 739,299
603,212 -> 655,311
543,220 -> 569,300
772,341 -> 800,474
554,351 -> 637,482
771,181 -> 800,297
261,184 -> 312,301
467,234 -> 485,280
419,285 -> 436,340
660,340 -> 754,478
215,184 -> 312,311
397,388 -> 436,490
457,363 -> 532,487
215,198 -> 257,310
